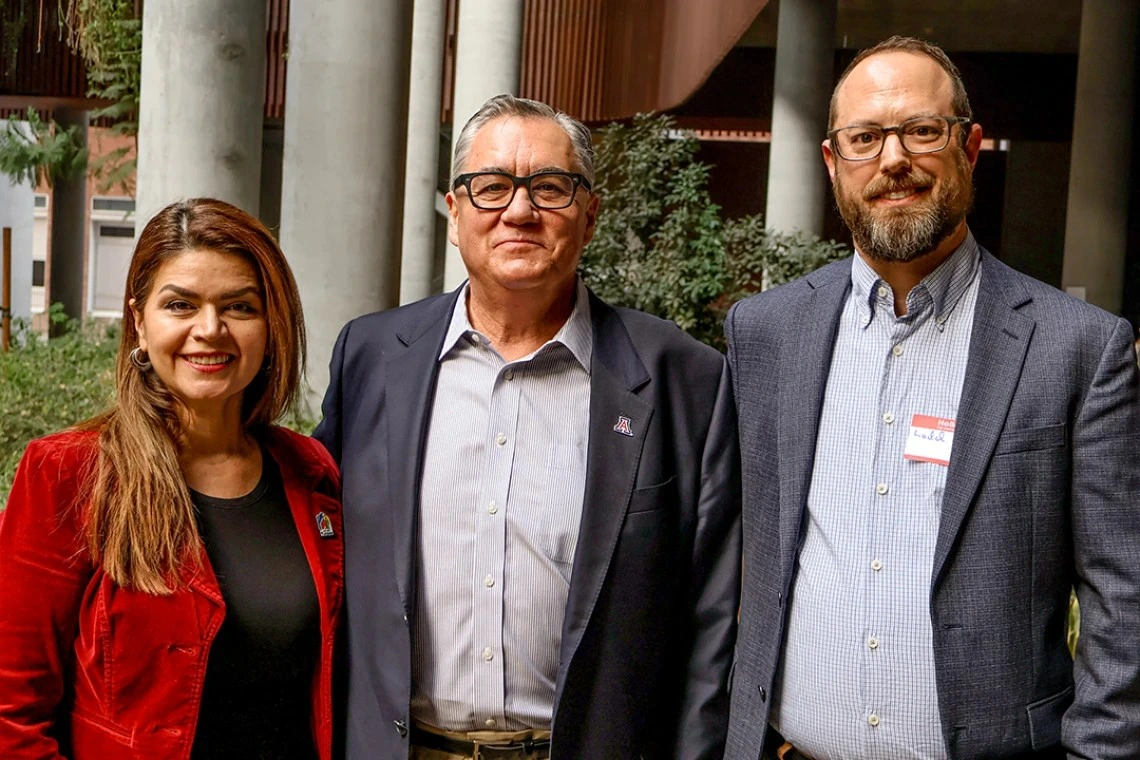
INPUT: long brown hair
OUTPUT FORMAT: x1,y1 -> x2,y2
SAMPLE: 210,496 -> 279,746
80,198 -> 306,594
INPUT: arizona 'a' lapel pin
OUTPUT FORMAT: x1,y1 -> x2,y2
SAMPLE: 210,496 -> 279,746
613,414 -> 634,437
315,512 -> 335,539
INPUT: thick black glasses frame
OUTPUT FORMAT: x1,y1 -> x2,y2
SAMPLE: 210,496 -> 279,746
452,170 -> 593,210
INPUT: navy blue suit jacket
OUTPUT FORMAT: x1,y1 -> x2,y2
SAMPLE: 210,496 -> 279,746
315,287 -> 741,759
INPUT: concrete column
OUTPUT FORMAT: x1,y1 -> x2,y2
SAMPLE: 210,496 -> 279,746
136,0 -> 266,229
280,0 -> 413,406
764,0 -> 836,236
400,0 -> 447,304
443,0 -> 525,290
49,108 -> 88,326
1061,0 -> 1139,313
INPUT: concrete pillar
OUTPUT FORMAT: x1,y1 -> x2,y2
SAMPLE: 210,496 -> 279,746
764,0 -> 836,236
136,0 -> 267,229
280,0 -> 413,405
443,0 -> 525,290
49,108 -> 88,326
400,0 -> 447,304
1061,0 -> 1139,313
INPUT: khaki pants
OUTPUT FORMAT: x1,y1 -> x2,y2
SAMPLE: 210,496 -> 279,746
410,721 -> 552,760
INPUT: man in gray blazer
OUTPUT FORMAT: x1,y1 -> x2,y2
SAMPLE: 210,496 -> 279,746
316,94 -> 740,759
725,37 -> 1140,759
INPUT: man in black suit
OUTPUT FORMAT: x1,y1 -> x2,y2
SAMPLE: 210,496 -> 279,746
315,94 -> 740,760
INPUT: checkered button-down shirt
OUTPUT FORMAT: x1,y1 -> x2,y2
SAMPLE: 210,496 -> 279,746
771,234 -> 981,759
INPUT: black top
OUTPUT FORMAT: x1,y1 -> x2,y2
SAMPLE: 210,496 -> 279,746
189,455 -> 321,760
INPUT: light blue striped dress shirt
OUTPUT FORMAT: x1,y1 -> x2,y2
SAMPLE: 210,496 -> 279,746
771,234 -> 982,759
411,280 -> 593,732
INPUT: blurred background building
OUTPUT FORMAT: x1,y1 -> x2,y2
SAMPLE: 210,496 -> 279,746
0,0 -> 1135,399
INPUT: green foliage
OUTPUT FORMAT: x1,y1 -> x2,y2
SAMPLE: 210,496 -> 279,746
581,113 -> 848,349
0,306 -> 118,498
0,108 -> 88,187
65,0 -> 141,194
0,1 -> 140,193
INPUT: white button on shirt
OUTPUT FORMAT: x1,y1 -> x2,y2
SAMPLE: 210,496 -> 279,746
772,235 -> 981,760
412,280 -> 593,733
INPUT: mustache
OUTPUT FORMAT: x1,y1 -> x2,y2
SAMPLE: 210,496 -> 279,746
862,170 -> 935,201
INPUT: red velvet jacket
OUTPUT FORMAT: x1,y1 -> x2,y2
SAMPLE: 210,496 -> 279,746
0,426 -> 344,760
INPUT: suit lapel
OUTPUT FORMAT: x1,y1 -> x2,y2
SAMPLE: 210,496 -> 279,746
777,267 -> 850,580
384,291 -> 459,612
932,253 -> 1034,585
556,295 -> 651,693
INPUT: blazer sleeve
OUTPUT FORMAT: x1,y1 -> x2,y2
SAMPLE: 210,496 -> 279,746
673,355 -> 743,760
1065,316 -> 1140,758
313,320 -> 352,465
0,439 -> 94,759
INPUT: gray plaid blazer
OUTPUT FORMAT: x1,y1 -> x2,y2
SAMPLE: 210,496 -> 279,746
723,249 -> 1140,759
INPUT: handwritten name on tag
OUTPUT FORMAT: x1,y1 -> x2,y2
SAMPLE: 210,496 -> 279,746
903,414 -> 956,466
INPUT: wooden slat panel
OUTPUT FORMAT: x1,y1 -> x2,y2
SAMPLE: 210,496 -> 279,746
517,0 -> 770,123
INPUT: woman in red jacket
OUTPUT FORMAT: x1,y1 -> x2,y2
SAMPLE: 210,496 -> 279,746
0,198 -> 343,760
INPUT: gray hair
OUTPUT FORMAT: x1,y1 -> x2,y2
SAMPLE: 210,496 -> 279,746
450,94 -> 595,187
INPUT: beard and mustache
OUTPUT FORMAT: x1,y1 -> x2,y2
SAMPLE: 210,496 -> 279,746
833,146 -> 975,264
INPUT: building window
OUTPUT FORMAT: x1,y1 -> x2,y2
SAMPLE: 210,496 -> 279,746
99,225 -> 135,238
92,197 -> 136,213
32,260 -> 44,287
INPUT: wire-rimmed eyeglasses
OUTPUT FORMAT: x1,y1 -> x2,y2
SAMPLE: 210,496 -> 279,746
452,171 -> 592,211
827,116 -> 971,161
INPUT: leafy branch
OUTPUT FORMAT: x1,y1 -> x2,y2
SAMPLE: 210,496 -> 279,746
0,107 -> 87,187
62,0 -> 141,194
581,113 -> 848,349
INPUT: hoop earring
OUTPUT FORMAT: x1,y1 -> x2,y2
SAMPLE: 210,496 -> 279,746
130,347 -> 152,370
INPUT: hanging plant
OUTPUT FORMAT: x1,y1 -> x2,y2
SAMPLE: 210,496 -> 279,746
0,0 -> 139,193
61,0 -> 141,194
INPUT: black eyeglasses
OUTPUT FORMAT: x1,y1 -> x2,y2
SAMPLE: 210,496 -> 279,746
827,116 -> 971,161
452,171 -> 592,210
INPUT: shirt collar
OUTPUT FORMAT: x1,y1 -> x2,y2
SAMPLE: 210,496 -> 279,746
439,278 -> 594,372
851,230 -> 980,326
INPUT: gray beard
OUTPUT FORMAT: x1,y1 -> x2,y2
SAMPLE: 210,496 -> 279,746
850,199 -> 954,263
834,158 -> 974,264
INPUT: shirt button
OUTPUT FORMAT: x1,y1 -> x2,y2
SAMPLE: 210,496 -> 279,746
469,334 -> 479,346
488,501 -> 498,515
877,286 -> 888,299
876,482 -> 889,496
882,412 -> 895,425
860,313 -> 871,326
867,635 -> 879,649
482,647 -> 494,662
892,344 -> 904,357
484,575 -> 495,588
504,369 -> 514,381
495,433 -> 507,446
871,558 -> 883,571
868,713 -> 881,727
485,718 -> 497,728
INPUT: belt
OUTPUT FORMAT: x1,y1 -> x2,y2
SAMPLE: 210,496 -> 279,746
764,727 -> 814,760
410,724 -> 551,759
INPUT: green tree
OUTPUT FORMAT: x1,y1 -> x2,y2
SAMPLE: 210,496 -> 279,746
581,113 -> 848,349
